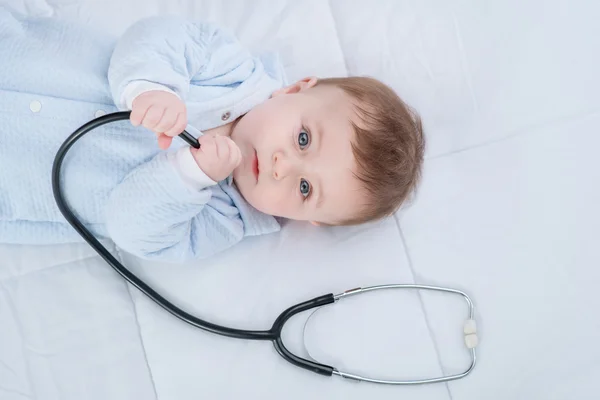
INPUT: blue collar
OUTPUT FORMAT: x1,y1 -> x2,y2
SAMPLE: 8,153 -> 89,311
186,125 -> 280,237
219,178 -> 280,237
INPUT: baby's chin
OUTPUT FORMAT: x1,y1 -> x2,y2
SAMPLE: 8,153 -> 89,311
232,177 -> 278,217
232,171 -> 258,205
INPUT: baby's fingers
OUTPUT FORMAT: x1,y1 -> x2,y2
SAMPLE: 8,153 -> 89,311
227,139 -> 242,167
142,106 -> 166,131
164,112 -> 188,138
130,101 -> 149,126
157,134 -> 173,150
197,135 -> 217,156
154,109 -> 179,135
214,136 -> 230,160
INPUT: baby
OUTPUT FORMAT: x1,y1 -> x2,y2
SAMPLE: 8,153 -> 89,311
0,8 -> 424,262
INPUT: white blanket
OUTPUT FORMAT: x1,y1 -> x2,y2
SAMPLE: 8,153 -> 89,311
1,1 -> 599,399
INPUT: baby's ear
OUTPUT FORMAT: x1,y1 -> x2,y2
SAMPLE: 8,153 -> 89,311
272,76 -> 318,97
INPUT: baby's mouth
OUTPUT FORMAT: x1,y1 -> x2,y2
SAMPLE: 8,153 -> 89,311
252,150 -> 259,181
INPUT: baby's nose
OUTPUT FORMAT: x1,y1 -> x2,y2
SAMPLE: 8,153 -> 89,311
272,152 -> 291,180
272,153 -> 281,180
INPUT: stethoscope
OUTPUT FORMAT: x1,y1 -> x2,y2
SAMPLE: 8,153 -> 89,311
51,111 -> 479,385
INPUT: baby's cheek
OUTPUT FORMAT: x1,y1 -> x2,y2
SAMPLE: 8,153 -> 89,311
255,185 -> 291,216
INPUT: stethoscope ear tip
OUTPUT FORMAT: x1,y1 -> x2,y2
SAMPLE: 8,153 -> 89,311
464,319 -> 478,349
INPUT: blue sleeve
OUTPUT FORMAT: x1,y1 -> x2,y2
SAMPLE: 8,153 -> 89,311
104,16 -> 252,262
107,14 -> 254,108
105,151 -> 245,262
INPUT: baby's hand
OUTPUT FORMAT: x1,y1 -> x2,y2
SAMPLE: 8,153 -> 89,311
130,90 -> 187,150
191,135 -> 242,182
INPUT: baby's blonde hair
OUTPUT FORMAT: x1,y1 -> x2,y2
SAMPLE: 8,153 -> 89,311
317,76 -> 425,225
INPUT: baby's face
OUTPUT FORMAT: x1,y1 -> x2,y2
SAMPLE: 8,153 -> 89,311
230,78 -> 366,225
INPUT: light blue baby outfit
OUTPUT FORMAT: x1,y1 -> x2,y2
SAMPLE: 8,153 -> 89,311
0,7 -> 287,262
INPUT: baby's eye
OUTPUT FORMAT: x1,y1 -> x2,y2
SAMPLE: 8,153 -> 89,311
300,178 -> 311,198
298,130 -> 310,149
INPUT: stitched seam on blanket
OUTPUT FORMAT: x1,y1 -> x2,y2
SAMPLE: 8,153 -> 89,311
427,107 -> 600,160
326,0 -> 349,76
0,88 -> 116,107
0,254 -> 102,282
393,213 -> 454,400
114,245 -> 160,400
0,282 -> 36,399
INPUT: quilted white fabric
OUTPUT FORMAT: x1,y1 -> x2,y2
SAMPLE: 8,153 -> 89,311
1,1 -> 599,399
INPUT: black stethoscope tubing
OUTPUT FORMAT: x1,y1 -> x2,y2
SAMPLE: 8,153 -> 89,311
51,111 -> 336,377
51,111 -> 478,385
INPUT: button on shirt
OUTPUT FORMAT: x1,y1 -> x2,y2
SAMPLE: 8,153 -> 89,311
0,9 -> 287,262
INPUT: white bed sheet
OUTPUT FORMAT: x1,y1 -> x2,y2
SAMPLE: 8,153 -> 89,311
1,0 -> 599,399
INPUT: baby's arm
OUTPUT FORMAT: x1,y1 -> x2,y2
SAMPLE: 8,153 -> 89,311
105,136 -> 242,263
104,16 -> 250,262
107,14 -> 252,111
